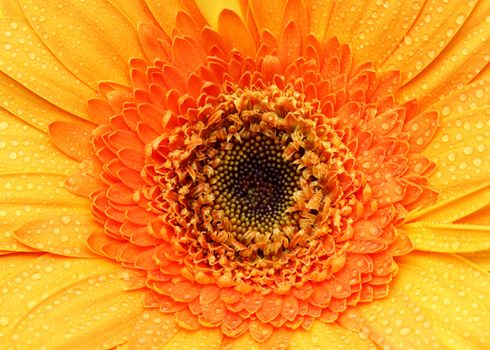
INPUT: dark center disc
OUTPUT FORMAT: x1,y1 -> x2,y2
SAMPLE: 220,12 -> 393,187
208,134 -> 301,237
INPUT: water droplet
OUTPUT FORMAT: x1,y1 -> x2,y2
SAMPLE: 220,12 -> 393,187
463,146 -> 473,155
60,215 -> 71,224
400,327 -> 411,336
0,317 -> 10,326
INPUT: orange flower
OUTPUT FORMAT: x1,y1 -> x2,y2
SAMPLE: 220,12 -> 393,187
0,0 -> 489,349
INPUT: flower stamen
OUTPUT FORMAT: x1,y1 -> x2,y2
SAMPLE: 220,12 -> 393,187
209,134 -> 300,242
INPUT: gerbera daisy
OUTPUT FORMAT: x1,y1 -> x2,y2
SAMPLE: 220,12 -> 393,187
0,0 -> 489,349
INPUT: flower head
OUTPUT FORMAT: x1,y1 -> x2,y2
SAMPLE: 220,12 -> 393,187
0,0 -> 489,349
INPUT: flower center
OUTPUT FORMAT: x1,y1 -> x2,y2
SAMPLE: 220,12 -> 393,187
83,23 -> 443,337
208,133 -> 301,240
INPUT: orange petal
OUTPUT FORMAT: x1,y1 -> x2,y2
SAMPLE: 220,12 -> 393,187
304,0 -> 334,41
200,299 -> 227,326
88,98 -> 115,125
259,327 -> 292,350
49,121 -> 95,162
249,0 -> 285,38
281,0 -> 308,37
278,20 -> 301,66
174,11 -> 202,38
107,183 -> 136,205
171,280 -> 201,302
200,284 -> 221,305
256,293 -> 282,323
138,22 -> 171,62
248,319 -> 273,343
172,36 -> 207,77
218,9 -> 256,58
64,171 -> 103,197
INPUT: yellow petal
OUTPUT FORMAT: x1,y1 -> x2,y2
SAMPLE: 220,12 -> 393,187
473,63 -> 490,82
460,250 -> 490,271
422,108 -> 490,201
428,77 -> 490,116
325,0 -> 421,66
7,270 -> 145,349
0,173 -> 90,252
304,0 -> 334,42
456,204 -> 490,225
397,0 -> 490,107
290,321 -> 377,350
195,0 -> 242,29
0,72 -> 88,131
161,327 -> 223,350
107,0 -> 157,26
0,109 -> 78,174
14,214 -> 98,257
127,309 -> 179,349
0,0 -> 23,17
345,252 -> 489,349
0,254 -> 121,343
402,222 -> 490,253
381,0 -> 477,83
0,230 -> 35,252
221,332 -> 260,350
0,173 -> 87,206
0,252 -> 41,280
401,253 -> 490,347
399,252 -> 490,310
0,206 -> 90,253
406,183 -> 490,223
18,0 -> 145,89
143,0 -> 185,35
0,18 -> 94,118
